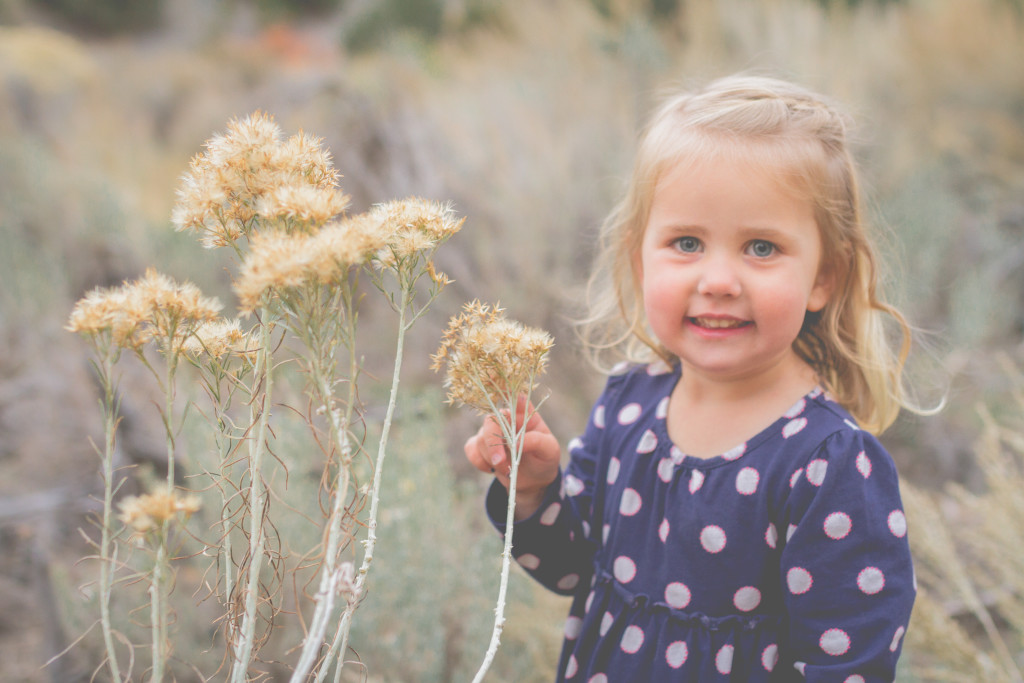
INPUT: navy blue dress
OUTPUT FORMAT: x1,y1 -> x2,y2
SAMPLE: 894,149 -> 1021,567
487,361 -> 915,682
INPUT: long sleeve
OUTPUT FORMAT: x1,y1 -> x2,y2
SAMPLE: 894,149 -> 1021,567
778,427 -> 915,682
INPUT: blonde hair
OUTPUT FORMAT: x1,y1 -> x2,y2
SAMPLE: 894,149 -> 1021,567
578,74 -> 912,434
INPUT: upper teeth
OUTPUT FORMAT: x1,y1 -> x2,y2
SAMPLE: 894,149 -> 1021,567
696,318 -> 742,328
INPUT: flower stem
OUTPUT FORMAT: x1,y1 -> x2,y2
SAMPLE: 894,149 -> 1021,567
324,286 -> 411,683
472,396 -> 528,683
230,309 -> 276,683
97,342 -> 123,682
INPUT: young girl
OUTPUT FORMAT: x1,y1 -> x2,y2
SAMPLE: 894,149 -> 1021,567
465,75 -> 916,682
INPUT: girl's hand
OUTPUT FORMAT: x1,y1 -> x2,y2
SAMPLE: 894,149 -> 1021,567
464,399 -> 561,520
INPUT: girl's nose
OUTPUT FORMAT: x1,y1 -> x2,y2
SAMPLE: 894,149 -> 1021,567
696,256 -> 742,297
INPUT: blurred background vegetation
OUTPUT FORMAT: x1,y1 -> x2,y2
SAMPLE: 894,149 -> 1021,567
0,0 -> 1022,680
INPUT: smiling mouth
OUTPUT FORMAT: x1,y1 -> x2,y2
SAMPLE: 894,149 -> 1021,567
690,317 -> 751,329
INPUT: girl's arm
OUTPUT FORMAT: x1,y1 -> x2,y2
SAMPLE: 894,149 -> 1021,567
779,428 -> 915,682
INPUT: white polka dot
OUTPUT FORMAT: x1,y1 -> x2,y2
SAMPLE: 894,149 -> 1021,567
606,457 -> 620,485
824,512 -> 852,540
557,574 -> 580,591
565,655 -> 578,678
620,625 -> 645,654
766,523 -> 778,549
700,525 -> 727,553
722,443 -> 746,461
715,644 -> 734,674
784,398 -> 807,418
689,469 -> 705,493
594,406 -> 606,429
844,676 -> 865,683
585,591 -> 595,613
736,467 -> 760,495
582,521 -> 591,538
857,566 -> 885,595
787,567 -> 813,594
733,586 -> 762,612
670,445 -> 685,464
602,523 -> 610,544
664,582 -> 691,609
599,611 -> 614,636
666,641 -> 688,669
656,396 -> 669,418
657,457 -> 675,483
658,518 -> 670,543
787,523 -> 798,542
856,451 -> 872,478
888,510 -> 907,537
794,661 -> 806,675
637,429 -> 658,453
564,474 -> 585,496
517,553 -> 540,570
890,625 -> 905,652
564,616 -> 582,640
762,644 -> 779,671
806,459 -> 828,486
539,502 -> 561,526
613,556 -> 637,584
587,674 -> 607,683
790,468 -> 803,488
820,628 -> 851,656
783,417 -> 808,438
619,488 -> 642,516
618,403 -> 642,425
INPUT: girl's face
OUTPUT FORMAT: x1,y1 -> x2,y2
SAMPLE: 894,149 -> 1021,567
637,153 -> 832,387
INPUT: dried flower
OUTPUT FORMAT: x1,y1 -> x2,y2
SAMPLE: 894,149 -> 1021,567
183,318 -> 258,358
118,490 -> 202,534
171,111 -> 345,248
67,284 -> 151,349
432,301 -> 552,413
256,183 -> 350,225
372,198 -> 465,268
234,215 -> 391,312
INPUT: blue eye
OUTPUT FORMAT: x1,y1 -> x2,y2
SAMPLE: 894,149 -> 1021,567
675,237 -> 702,253
747,240 -> 775,258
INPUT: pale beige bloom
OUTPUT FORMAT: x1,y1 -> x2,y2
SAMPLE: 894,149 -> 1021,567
67,284 -> 151,349
257,184 -> 350,225
118,490 -> 202,534
234,230 -> 318,312
129,269 -> 223,350
183,318 -> 258,358
171,111 -> 345,248
432,301 -> 552,413
372,197 -> 465,267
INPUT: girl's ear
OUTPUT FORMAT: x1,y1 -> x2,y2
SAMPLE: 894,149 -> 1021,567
807,267 -> 834,313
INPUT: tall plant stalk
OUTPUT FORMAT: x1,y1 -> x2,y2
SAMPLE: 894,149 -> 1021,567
230,307 -> 277,683
95,339 -> 124,683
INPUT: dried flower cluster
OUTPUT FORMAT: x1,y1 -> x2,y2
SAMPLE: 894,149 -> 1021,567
171,111 -> 348,248
234,198 -> 463,312
182,318 -> 258,359
432,301 -> 553,413
67,268 -> 221,352
372,198 -> 466,267
118,490 -> 202,534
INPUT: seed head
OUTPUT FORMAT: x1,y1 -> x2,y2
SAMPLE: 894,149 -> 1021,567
432,301 -> 553,413
171,111 -> 344,248
372,198 -> 465,268
118,490 -> 202,534
183,318 -> 258,358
